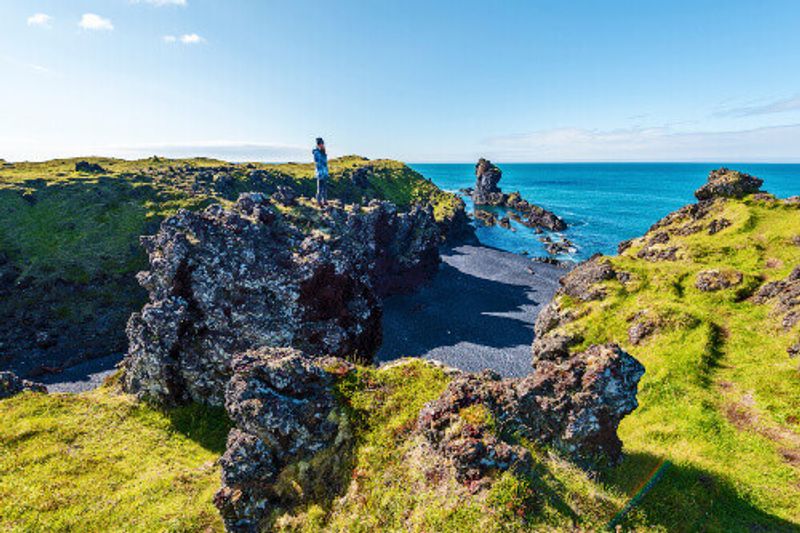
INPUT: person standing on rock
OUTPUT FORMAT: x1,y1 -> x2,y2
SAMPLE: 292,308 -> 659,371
313,137 -> 329,206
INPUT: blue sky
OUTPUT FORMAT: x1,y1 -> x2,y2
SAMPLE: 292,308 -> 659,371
1,0 -> 800,162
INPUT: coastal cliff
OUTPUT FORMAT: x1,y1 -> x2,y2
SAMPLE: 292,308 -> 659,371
1,165 -> 798,531
0,156 -> 470,379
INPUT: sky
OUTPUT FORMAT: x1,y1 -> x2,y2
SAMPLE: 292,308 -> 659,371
1,0 -> 800,163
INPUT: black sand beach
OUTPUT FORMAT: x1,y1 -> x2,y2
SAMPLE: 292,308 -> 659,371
378,244 -> 566,377
44,244 -> 566,392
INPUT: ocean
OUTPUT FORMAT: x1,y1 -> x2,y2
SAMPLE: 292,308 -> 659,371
410,163 -> 800,262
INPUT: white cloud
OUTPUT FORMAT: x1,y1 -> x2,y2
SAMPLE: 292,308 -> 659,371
79,13 -> 114,31
180,33 -> 205,44
714,95 -> 800,118
132,0 -> 187,6
483,124 -> 800,162
27,13 -> 52,28
163,33 -> 206,45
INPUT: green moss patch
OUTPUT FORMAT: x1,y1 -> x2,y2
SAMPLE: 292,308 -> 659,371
0,387 -> 229,532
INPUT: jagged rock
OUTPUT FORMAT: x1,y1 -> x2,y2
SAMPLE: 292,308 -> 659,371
557,254 -> 616,301
473,209 -> 497,226
788,341 -> 799,358
531,256 -> 614,363
122,193 -> 440,405
0,371 -> 46,399
694,168 -> 763,201
637,246 -> 679,262
214,348 -> 353,532
471,159 -> 566,231
707,218 -> 732,235
74,161 -> 105,174
695,269 -> 743,292
628,319 -> 657,345
753,266 -> 800,330
648,201 -> 714,234
418,344 -> 644,483
545,237 -> 575,256
531,334 -> 575,363
270,185 -> 296,206
213,173 -> 236,195
473,158 -> 503,205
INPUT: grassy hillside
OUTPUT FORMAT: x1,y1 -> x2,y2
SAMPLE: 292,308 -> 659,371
546,193 -> 800,530
1,362 -> 644,533
0,156 -> 464,376
1,173 -> 797,531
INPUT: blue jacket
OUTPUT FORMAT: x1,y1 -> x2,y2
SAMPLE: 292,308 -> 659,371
313,148 -> 329,180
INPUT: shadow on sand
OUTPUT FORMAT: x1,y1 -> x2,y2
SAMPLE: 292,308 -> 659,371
378,245 -> 561,377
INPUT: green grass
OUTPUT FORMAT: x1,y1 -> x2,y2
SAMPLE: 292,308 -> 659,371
0,386 -> 230,532
0,155 -> 460,285
0,155 -> 463,366
271,359 -> 645,532
552,195 -> 800,530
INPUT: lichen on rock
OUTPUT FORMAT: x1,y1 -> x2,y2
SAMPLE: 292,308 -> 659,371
417,343 -> 645,487
214,347 -> 354,532
122,193 -> 440,405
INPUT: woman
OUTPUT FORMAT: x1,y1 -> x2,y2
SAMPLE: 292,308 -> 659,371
313,137 -> 328,205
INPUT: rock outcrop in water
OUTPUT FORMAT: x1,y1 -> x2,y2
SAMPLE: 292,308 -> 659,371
122,193 -> 440,405
472,159 -> 567,231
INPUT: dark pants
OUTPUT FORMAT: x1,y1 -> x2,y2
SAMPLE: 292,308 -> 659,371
316,178 -> 328,203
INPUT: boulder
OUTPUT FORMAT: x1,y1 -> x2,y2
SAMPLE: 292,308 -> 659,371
214,348 -> 352,532
694,168 -> 763,201
753,266 -> 800,330
557,254 -> 616,302
74,161 -> 105,174
707,218 -> 732,235
122,193 -> 440,405
695,269 -> 743,292
418,343 -> 644,483
473,209 -> 497,226
270,185 -> 297,206
0,371 -> 46,399
628,319 -> 657,345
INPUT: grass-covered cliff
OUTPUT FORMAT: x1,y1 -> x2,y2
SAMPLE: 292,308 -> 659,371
1,169 -> 798,532
534,174 -> 800,530
0,156 -> 466,376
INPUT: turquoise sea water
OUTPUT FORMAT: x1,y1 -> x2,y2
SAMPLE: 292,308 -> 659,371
410,163 -> 800,262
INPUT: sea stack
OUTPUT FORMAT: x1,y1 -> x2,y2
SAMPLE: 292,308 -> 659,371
471,158 -> 567,232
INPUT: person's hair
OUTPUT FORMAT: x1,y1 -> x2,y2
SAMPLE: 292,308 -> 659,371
315,137 -> 326,154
